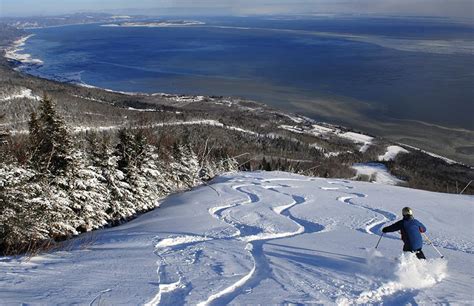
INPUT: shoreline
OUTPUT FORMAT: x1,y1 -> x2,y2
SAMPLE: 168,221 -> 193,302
22,21 -> 107,30
3,34 -> 164,96
4,34 -> 43,67
4,32 -> 271,106
2,31 -> 471,166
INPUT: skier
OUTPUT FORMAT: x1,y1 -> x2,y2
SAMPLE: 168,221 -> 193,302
382,207 -> 427,259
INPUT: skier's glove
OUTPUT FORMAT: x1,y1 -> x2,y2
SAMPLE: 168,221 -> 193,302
382,228 -> 388,233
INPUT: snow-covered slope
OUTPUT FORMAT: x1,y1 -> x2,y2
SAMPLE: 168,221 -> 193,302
353,162 -> 405,185
1,172 -> 473,305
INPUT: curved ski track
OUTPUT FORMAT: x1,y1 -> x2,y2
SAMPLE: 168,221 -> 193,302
198,181 -> 326,306
149,178 -> 400,305
336,193 -> 397,235
320,180 -> 398,236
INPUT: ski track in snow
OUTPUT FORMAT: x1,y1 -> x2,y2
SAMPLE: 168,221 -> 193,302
148,182 -> 268,305
89,288 -> 112,306
318,179 -> 398,236
323,184 -> 473,255
147,245 -> 192,306
333,190 -> 397,236
196,181 -> 326,305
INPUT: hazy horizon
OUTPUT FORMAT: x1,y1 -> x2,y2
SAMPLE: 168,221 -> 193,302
0,0 -> 473,20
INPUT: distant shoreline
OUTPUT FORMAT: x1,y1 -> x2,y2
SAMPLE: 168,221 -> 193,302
4,34 -> 43,67
101,21 -> 206,28
3,34 -> 181,98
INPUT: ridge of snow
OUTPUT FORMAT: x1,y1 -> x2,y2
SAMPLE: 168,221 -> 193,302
145,278 -> 186,306
9,120 -> 261,137
155,235 -> 212,249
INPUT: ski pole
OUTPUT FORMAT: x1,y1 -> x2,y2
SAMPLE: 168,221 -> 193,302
423,233 -> 445,259
375,233 -> 384,249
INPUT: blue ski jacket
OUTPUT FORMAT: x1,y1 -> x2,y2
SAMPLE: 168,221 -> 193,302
382,216 -> 426,251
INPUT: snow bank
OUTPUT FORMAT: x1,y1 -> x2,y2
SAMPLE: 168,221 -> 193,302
155,235 -> 211,249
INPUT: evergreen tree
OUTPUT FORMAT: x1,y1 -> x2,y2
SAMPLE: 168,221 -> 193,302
0,114 -> 9,161
0,114 -> 8,146
28,96 -> 73,175
261,157 -> 272,171
28,112 -> 41,154
86,132 -> 115,169
0,170 -> 54,255
170,142 -> 199,188
116,129 -> 147,174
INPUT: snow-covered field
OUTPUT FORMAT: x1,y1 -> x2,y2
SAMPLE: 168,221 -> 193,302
352,163 -> 405,185
0,88 -> 41,102
279,124 -> 374,153
378,145 -> 409,162
1,171 -> 473,305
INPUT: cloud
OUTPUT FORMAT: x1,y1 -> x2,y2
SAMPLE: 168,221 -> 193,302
0,0 -> 473,19
227,0 -> 474,19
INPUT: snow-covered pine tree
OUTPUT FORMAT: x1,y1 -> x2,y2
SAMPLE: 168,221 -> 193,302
0,166 -> 54,255
170,142 -> 200,189
68,146 -> 110,233
28,96 -> 73,175
116,129 -> 135,174
106,129 -> 149,221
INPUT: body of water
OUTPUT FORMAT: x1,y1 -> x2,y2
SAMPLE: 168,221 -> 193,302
21,16 -> 474,131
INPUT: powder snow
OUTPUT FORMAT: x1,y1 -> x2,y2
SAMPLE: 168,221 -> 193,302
0,171 -> 472,305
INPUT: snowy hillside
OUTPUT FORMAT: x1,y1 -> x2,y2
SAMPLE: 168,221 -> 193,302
1,172 -> 473,304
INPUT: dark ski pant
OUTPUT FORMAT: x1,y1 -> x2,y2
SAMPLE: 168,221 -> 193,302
405,249 -> 426,260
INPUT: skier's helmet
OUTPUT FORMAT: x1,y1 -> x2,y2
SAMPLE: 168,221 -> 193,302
402,207 -> 413,216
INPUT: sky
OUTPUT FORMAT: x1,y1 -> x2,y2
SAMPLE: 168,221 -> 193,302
0,0 -> 473,19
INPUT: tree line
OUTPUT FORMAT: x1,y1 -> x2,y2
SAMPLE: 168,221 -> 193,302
0,96 -> 237,255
